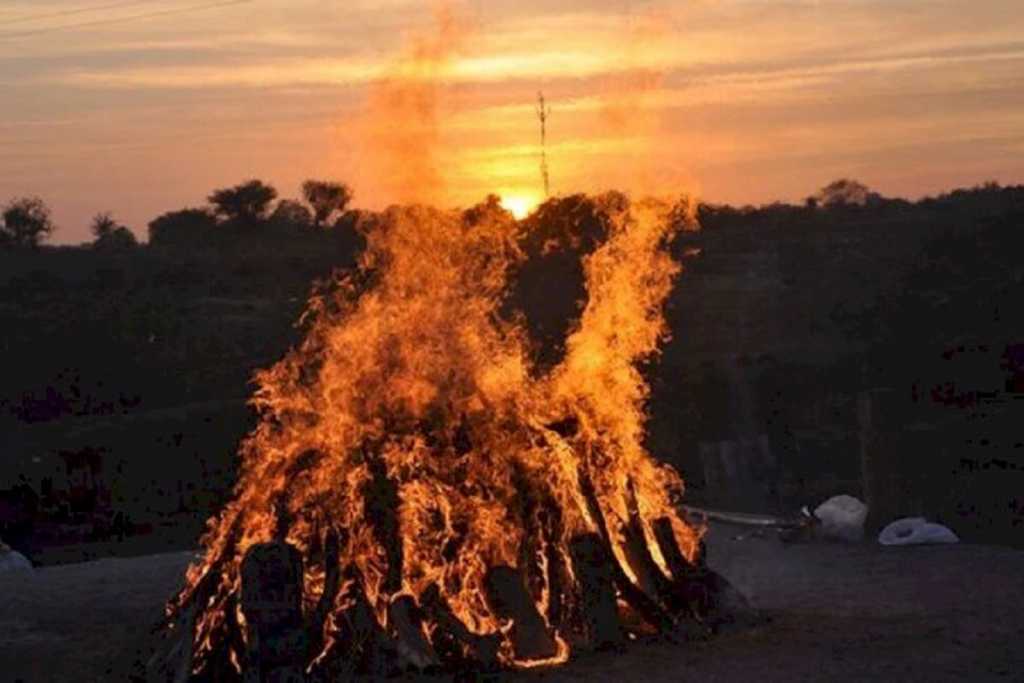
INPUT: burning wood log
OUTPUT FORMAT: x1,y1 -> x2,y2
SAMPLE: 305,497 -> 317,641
338,567 -> 398,676
419,583 -> 502,670
653,517 -> 692,585
239,541 -> 307,682
307,566 -> 399,679
511,466 -> 568,637
484,565 -> 559,662
363,454 -> 403,594
146,553 -> 233,683
567,533 -> 623,649
577,468 -> 674,632
388,595 -> 439,670
305,528 -> 342,663
621,480 -> 678,608
652,516 -> 755,631
144,605 -> 197,683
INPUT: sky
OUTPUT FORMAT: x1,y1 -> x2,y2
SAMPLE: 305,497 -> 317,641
1,0 -> 1022,243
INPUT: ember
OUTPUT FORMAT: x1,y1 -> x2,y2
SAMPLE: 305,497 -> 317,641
155,194 -> 744,680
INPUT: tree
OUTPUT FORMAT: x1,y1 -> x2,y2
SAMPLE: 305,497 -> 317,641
1,197 -> 55,248
90,212 -> 138,250
462,194 -> 510,226
812,179 -> 881,208
301,180 -> 353,229
91,212 -> 118,239
269,199 -> 314,232
208,180 -> 278,224
148,208 -> 217,248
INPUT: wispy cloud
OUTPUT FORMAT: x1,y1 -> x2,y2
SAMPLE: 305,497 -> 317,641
2,0 -> 1023,243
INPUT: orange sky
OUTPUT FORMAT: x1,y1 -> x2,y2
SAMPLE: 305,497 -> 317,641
1,0 -> 1023,243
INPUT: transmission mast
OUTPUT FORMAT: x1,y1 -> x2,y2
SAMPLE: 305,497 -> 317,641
536,91 -> 551,197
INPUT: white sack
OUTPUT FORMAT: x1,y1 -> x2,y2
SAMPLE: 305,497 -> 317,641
814,494 -> 868,542
878,517 -> 959,545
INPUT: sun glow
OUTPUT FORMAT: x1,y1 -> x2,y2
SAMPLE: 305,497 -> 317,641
500,193 -> 539,219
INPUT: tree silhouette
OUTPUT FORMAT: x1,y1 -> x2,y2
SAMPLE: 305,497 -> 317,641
90,212 -> 138,251
208,180 -> 278,224
462,193 -> 510,226
270,199 -> 314,232
301,180 -> 353,229
91,212 -> 118,239
1,197 -> 55,248
813,179 -> 880,208
148,208 -> 217,248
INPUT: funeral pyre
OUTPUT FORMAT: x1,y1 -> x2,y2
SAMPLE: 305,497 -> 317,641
153,194 -> 746,681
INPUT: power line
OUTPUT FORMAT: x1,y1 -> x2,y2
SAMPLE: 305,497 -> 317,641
0,1 -> 160,28
0,0 -> 252,40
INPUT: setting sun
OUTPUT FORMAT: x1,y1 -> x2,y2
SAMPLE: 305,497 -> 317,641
500,193 -> 539,219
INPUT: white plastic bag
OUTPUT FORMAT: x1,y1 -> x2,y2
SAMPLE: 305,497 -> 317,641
0,548 -> 33,573
814,494 -> 868,542
878,517 -> 959,545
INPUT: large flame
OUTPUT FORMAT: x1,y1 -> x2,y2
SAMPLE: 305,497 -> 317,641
171,193 -> 700,673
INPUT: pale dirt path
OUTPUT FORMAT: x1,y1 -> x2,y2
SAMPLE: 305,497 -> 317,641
2,526 -> 1022,682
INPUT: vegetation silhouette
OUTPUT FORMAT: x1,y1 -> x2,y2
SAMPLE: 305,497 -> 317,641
0,178 -> 1022,559
90,212 -> 138,251
208,179 -> 278,225
811,178 -> 881,208
1,197 -> 55,248
148,207 -> 218,249
302,180 -> 353,229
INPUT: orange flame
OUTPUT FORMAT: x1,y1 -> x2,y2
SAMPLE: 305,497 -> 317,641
171,193 -> 701,672
356,5 -> 471,207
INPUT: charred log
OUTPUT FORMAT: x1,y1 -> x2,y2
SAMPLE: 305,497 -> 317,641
652,516 -> 754,631
388,595 -> 439,670
144,604 -> 197,683
621,480 -> 677,609
652,517 -> 691,582
541,495 -> 568,627
306,528 -> 342,662
577,468 -> 674,632
239,541 -> 307,682
209,596 -> 251,683
483,565 -> 559,662
147,544 -> 242,683
511,463 -> 566,633
419,583 -> 501,670
337,567 -> 398,676
567,533 -> 622,650
306,566 -> 399,679
363,453 -> 403,594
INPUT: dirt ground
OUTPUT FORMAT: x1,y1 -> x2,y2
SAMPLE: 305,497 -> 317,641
1,523 -> 1022,682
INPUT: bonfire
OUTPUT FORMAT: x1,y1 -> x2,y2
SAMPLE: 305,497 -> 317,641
150,194 -> 744,681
